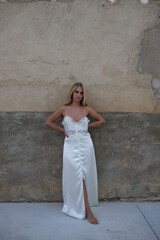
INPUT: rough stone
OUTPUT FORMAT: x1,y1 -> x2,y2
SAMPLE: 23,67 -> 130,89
0,112 -> 159,202
56,0 -> 75,2
0,0 -> 51,2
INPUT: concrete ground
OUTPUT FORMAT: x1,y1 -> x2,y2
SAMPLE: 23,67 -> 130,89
0,201 -> 160,240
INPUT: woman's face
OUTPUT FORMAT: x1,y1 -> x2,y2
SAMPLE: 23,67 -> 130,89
72,86 -> 83,103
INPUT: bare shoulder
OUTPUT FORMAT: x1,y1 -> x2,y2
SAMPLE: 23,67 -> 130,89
85,105 -> 97,114
51,105 -> 64,114
59,105 -> 66,114
85,105 -> 105,122
47,105 -> 65,122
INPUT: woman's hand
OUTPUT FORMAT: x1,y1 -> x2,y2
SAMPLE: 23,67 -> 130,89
63,129 -> 69,138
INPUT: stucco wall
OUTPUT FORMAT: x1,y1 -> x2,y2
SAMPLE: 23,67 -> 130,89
0,0 -> 160,112
0,0 -> 160,202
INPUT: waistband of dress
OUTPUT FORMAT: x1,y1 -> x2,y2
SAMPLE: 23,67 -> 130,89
66,130 -> 88,135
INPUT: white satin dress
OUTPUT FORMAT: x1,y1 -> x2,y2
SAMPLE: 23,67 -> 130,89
61,112 -> 98,220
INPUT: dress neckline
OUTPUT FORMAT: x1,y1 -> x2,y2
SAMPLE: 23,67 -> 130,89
63,115 -> 88,123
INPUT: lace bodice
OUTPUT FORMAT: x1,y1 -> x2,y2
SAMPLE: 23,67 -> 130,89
62,115 -> 90,137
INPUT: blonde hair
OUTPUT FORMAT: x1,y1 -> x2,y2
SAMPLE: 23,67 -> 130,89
65,82 -> 88,106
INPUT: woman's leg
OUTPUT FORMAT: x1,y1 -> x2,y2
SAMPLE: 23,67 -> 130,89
83,179 -> 98,224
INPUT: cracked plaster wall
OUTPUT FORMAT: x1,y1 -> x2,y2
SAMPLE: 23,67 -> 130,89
137,23 -> 160,102
0,0 -> 159,112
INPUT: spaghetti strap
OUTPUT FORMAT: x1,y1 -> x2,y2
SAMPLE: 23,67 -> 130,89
64,105 -> 67,117
83,106 -> 85,118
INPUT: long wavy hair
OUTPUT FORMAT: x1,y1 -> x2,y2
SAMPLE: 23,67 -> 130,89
65,82 -> 88,106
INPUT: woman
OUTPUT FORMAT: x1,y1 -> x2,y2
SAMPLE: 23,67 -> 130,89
46,82 -> 105,224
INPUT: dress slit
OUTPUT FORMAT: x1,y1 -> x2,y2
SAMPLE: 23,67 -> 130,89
81,178 -> 86,218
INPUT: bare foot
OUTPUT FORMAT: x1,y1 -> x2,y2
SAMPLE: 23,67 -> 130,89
86,210 -> 99,224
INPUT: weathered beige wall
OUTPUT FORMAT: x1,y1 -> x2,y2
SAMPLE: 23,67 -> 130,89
0,0 -> 160,112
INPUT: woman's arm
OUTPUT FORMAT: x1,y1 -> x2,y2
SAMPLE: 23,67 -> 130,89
45,106 -> 68,136
86,106 -> 105,128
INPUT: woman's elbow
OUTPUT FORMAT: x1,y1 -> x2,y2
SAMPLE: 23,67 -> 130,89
45,120 -> 50,126
102,119 -> 105,124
